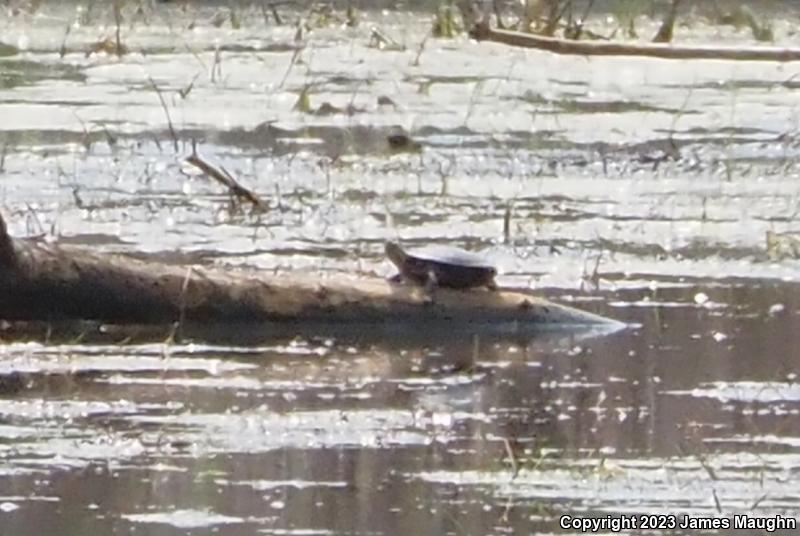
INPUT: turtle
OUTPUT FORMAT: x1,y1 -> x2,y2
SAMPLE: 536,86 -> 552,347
385,241 -> 498,293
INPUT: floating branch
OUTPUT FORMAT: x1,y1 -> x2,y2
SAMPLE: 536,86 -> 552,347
470,22 -> 800,62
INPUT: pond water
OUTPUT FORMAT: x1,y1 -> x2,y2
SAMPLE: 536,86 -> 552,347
1,1 -> 800,534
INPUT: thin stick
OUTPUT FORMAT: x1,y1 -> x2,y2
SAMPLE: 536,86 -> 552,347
279,47 -> 303,88
211,47 -> 223,83
411,31 -> 430,67
114,0 -> 124,57
502,437 -> 520,479
148,76 -> 179,152
178,72 -> 200,99
59,22 -> 72,58
185,152 -> 267,211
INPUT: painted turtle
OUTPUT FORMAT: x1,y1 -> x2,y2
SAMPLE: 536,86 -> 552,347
385,241 -> 497,292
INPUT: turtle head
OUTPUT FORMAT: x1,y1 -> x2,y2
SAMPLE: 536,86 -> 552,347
384,241 -> 406,267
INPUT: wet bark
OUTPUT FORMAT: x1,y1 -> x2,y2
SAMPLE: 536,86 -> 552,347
0,213 -> 14,269
0,212 -> 616,327
471,23 -> 800,62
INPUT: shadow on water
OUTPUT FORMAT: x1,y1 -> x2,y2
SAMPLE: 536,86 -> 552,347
0,315 -> 625,351
0,59 -> 86,89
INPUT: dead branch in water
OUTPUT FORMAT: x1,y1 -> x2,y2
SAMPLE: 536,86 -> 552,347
184,151 -> 267,211
0,211 -> 616,328
470,22 -> 800,61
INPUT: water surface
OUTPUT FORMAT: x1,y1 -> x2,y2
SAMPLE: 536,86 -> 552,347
1,2 -> 800,534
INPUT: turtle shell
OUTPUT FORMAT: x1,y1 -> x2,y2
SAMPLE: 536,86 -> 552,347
407,245 -> 493,268
387,242 -> 497,289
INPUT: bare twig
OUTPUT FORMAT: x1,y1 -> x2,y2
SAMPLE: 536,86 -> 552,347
697,453 -> 718,481
211,47 -> 223,83
411,31 -> 430,67
502,437 -> 520,479
148,76 -> 179,152
185,151 -> 267,211
503,202 -> 513,244
750,493 -> 768,510
178,72 -> 201,99
279,47 -> 303,88
711,489 -> 723,514
114,0 -> 124,57
59,22 -> 72,58
71,110 -> 93,151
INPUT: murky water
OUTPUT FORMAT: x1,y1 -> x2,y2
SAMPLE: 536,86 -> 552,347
2,1 -> 800,534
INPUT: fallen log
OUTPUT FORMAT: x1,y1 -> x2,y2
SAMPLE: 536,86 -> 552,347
470,22 -> 800,62
0,212 -> 618,329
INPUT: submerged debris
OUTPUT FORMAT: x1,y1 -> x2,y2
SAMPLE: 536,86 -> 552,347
369,27 -> 405,51
766,231 -> 800,260
386,133 -> 422,153
85,36 -> 128,57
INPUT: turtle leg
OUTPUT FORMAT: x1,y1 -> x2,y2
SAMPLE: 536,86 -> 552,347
423,268 -> 439,303
387,273 -> 404,284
